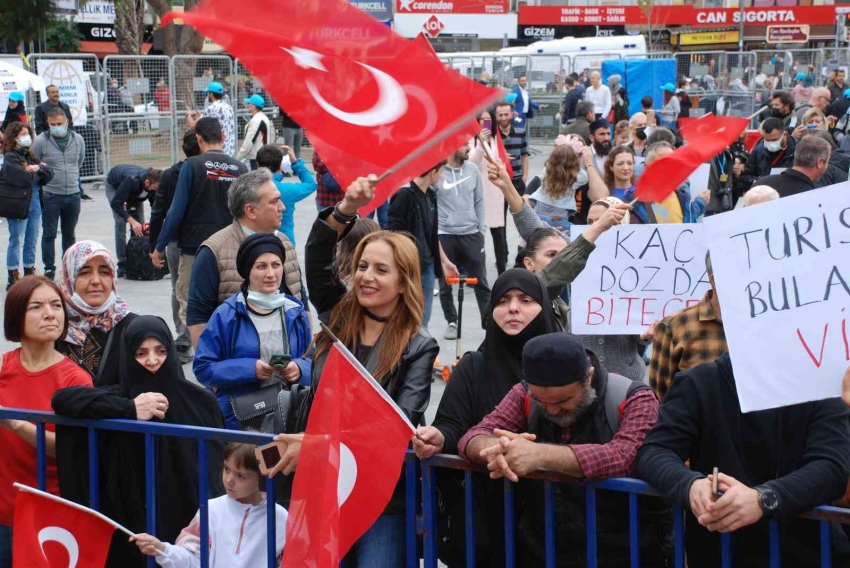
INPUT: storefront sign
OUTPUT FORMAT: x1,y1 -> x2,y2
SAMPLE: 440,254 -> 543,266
515,24 -> 626,43
395,13 -> 518,38
519,5 -> 837,28
397,0 -> 508,14
766,25 -> 810,43
76,0 -> 116,24
350,0 -> 392,21
676,30 -> 740,46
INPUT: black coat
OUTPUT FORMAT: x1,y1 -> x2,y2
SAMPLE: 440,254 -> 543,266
149,161 -> 184,251
635,353 -> 850,568
34,101 -> 73,135
561,89 -> 582,125
739,138 -> 796,193
818,150 -> 850,188
303,210 -> 438,516
386,182 -> 442,278
755,168 -> 816,199
53,316 -> 225,568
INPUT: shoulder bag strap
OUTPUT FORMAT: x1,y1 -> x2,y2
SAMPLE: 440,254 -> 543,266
603,373 -> 633,433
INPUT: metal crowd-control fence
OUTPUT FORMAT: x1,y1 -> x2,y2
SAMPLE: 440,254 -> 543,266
7,407 -> 850,568
103,55 -> 175,173
170,55 -> 237,160
233,58 -> 283,150
27,53 -> 106,183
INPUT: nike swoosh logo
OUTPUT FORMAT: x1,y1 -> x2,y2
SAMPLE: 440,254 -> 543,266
442,176 -> 471,190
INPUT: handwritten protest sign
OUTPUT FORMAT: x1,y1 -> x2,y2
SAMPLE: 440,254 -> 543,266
571,224 -> 710,335
705,182 -> 850,412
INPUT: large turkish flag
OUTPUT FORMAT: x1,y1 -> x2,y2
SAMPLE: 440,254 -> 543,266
13,484 -> 123,568
281,342 -> 415,567
634,115 -> 748,203
162,0 -> 501,214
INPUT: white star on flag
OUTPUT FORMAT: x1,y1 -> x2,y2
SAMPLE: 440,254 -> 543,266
281,46 -> 328,72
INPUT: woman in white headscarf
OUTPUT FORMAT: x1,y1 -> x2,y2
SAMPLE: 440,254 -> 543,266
55,240 -> 136,385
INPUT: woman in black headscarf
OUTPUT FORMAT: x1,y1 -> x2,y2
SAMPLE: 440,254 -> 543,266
412,269 -> 557,567
52,316 -> 224,567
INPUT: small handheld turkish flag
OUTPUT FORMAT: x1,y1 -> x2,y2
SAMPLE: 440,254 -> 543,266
633,115 -> 748,204
281,328 -> 416,567
13,483 -> 132,568
162,0 -> 501,215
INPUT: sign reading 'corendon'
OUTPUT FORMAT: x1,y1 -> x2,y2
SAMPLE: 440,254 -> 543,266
518,5 -> 838,27
397,0 -> 508,14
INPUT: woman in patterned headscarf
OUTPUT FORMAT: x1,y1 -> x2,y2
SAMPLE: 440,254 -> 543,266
55,240 -> 136,385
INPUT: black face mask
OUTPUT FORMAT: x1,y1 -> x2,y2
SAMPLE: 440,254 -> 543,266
635,127 -> 647,141
770,107 -> 787,118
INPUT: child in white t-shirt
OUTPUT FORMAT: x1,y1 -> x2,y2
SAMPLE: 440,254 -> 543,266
131,443 -> 287,568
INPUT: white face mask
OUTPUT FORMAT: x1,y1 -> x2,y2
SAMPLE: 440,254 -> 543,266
16,135 -> 31,148
764,139 -> 783,153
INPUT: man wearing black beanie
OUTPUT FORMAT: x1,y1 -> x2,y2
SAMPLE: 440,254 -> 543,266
457,332 -> 668,567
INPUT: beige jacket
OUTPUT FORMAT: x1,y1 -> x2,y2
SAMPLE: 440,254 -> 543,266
201,220 -> 302,306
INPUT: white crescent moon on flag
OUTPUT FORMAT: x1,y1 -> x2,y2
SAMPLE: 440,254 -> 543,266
38,526 -> 80,568
338,442 -> 358,507
305,62 -> 408,128
403,84 -> 438,142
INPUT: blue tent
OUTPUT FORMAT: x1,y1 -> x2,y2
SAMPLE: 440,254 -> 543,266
601,59 -> 677,117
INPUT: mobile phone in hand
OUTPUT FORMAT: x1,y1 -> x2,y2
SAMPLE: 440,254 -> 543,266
482,119 -> 492,131
255,440 -> 289,476
269,354 -> 292,371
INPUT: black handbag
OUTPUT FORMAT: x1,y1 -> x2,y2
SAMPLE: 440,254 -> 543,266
230,383 -> 283,431
0,181 -> 31,219
260,384 -> 313,435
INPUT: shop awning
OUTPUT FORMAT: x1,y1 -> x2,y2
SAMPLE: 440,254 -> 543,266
79,41 -> 152,58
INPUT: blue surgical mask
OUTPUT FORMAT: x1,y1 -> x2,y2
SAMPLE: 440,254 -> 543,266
16,135 -> 31,148
50,125 -> 68,138
246,290 -> 290,310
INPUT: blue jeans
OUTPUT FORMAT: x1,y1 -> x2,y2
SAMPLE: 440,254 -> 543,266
0,524 -> 11,568
6,186 -> 42,270
342,514 -> 404,568
421,262 -> 435,328
41,191 -> 81,274
366,201 -> 389,228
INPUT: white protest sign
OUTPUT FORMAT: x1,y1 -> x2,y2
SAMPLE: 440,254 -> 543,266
570,224 -> 711,335
36,60 -> 87,126
686,163 -> 712,197
705,182 -> 850,412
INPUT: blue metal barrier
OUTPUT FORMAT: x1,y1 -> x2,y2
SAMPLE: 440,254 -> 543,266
6,408 -> 850,568
417,453 -> 850,568
0,408 -> 277,568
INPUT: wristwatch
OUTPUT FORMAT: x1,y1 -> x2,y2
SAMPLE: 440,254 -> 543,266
756,486 -> 779,518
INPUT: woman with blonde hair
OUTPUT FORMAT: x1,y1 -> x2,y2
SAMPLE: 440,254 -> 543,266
270,176 -> 438,567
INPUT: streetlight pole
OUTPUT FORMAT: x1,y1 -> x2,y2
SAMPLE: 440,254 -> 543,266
738,0 -> 745,53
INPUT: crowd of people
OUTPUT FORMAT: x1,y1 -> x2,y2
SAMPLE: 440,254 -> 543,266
0,63 -> 848,568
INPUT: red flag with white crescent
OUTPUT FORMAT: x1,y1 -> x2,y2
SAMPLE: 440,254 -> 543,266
281,340 -> 415,567
13,484 -> 130,568
161,1 -> 500,214
634,115 -> 748,203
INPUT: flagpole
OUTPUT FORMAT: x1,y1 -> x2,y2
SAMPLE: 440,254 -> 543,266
318,322 -> 423,440
372,88 -> 506,186
14,483 -> 136,537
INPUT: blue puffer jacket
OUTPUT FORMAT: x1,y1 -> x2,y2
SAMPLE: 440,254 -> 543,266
194,291 -> 313,430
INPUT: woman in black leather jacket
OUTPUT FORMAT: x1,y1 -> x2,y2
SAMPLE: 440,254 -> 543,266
272,176 -> 438,567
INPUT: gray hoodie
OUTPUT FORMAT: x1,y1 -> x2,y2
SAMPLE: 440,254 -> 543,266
436,161 -> 485,236
32,131 -> 86,196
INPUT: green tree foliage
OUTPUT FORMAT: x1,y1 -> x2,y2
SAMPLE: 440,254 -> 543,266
46,16 -> 82,53
0,0 -> 56,43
